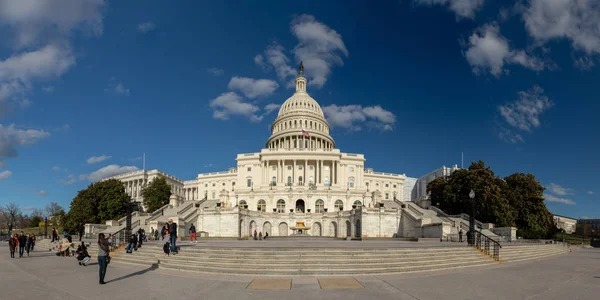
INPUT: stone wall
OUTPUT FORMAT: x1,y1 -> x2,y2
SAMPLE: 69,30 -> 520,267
490,227 -> 517,242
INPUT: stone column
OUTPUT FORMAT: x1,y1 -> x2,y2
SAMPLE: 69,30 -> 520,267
293,160 -> 296,185
319,160 -> 323,184
304,160 -> 307,185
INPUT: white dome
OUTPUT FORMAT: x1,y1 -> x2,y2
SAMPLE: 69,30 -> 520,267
277,90 -> 325,119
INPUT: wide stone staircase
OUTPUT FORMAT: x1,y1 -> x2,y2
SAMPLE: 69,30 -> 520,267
98,242 -> 569,276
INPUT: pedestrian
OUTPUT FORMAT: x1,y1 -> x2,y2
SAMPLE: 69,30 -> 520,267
97,233 -> 110,285
154,228 -> 159,241
168,219 -> 178,254
189,224 -> 197,243
79,224 -> 85,242
150,227 -> 155,241
25,234 -> 32,256
161,224 -> 168,241
264,232 -> 269,239
51,227 -> 56,242
126,234 -> 137,253
459,229 -> 463,243
259,232 -> 262,240
31,234 -> 36,251
253,229 -> 257,240
9,234 -> 18,258
18,231 -> 26,258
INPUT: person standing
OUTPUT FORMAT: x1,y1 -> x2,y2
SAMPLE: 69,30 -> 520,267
79,224 -> 85,242
25,234 -> 32,256
31,234 -> 36,251
168,219 -> 178,254
18,231 -> 26,258
189,224 -> 197,243
51,227 -> 56,242
459,229 -> 463,243
9,234 -> 18,258
97,233 -> 110,285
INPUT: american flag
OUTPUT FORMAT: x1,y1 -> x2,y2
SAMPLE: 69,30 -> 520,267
301,129 -> 309,137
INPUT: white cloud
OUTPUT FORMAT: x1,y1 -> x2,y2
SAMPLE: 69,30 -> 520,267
209,92 -> 262,122
42,85 -> 55,93
227,77 -> 279,99
59,174 -> 77,185
497,127 -> 525,144
498,85 -> 553,132
137,22 -> 155,33
255,15 -> 348,89
0,170 -> 12,181
264,103 -> 281,115
587,191 -> 593,195
414,0 -> 485,19
464,23 -> 547,77
85,164 -> 139,182
581,216 -> 590,220
544,193 -> 575,205
521,0 -> 600,57
87,155 -> 111,164
574,56 -> 595,71
105,78 -> 130,96
0,0 -> 106,49
207,68 -> 224,76
547,183 -> 572,196
37,190 -> 47,196
0,124 -> 50,167
52,166 -> 61,172
322,104 -> 396,132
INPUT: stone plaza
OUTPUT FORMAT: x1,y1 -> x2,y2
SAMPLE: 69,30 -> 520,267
2,240 -> 598,300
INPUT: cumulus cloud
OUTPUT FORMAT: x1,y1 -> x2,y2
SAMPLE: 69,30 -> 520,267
85,164 -> 139,182
547,183 -> 572,196
59,174 -> 78,185
322,104 -> 396,132
0,170 -> 12,181
255,14 -> 348,89
137,22 -> 155,33
209,92 -> 263,122
207,68 -> 224,76
574,56 -> 595,71
264,103 -> 281,115
464,23 -> 547,77
0,124 -> 50,167
544,193 -> 575,205
587,191 -> 593,195
227,77 -> 279,99
87,155 -> 111,164
0,0 -> 106,49
497,127 -> 525,144
52,166 -> 61,172
498,85 -> 553,132
37,190 -> 47,196
414,0 -> 486,19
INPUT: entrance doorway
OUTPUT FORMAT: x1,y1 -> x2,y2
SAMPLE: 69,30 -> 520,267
296,199 -> 305,213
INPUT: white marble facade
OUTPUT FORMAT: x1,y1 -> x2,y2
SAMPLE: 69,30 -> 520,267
103,66 -> 458,239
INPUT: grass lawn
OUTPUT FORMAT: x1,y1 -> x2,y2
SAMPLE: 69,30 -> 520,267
554,232 -> 590,245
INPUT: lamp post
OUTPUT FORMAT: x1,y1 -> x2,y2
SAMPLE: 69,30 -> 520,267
468,190 -> 475,246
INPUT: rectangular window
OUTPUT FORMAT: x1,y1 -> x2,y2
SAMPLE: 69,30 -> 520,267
287,166 -> 292,170
385,184 -> 389,187
324,166 -> 329,171
298,166 -> 303,170
247,167 -> 251,172
385,193 -> 389,200
212,192 -> 216,199
309,166 -> 314,170
272,166 -> 276,171
247,179 -> 252,187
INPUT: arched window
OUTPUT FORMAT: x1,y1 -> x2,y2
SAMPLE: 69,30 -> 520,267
277,199 -> 286,213
294,120 -> 297,127
353,200 -> 362,207
257,200 -> 266,212
239,200 -> 247,207
349,177 -> 355,188
315,199 -> 324,213
298,176 -> 303,184
271,176 -> 276,186
334,200 -> 344,211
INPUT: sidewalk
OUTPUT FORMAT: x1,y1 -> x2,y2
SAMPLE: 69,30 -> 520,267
1,245 -> 598,300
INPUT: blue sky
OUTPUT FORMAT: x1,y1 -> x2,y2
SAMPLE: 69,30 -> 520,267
0,0 -> 598,219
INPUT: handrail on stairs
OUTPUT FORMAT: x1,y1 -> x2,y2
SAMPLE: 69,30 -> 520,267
472,230 -> 502,261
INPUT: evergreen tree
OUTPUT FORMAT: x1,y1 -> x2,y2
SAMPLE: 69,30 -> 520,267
142,176 -> 172,213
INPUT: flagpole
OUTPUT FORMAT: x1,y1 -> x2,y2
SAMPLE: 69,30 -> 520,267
461,152 -> 463,169
143,153 -> 146,171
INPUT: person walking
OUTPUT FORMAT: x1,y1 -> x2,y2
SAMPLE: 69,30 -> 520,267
97,233 -> 110,285
25,234 -> 32,256
168,219 -> 178,254
253,229 -> 257,240
189,224 -> 197,243
161,224 -> 168,241
51,227 -> 56,242
9,234 -> 18,258
459,229 -> 463,243
18,231 -> 26,258
31,234 -> 36,251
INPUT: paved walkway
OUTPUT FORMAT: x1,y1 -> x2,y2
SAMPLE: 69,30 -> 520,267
1,245 -> 598,300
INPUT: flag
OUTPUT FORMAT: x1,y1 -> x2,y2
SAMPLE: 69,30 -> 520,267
301,129 -> 309,136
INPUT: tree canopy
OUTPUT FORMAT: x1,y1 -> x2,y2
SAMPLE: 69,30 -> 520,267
64,179 -> 130,231
428,161 -> 555,238
142,176 -> 172,213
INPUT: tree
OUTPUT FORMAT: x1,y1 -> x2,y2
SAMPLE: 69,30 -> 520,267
0,203 -> 22,232
29,208 -> 44,227
142,176 -> 172,213
505,173 -> 556,238
45,201 -> 65,217
428,161 -> 516,227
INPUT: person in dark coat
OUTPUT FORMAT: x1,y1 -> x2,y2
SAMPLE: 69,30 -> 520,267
168,219 -> 178,254
18,231 -> 26,258
9,234 -> 18,258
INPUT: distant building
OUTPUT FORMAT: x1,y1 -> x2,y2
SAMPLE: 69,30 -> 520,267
553,215 -> 577,234
403,165 -> 461,202
577,219 -> 600,236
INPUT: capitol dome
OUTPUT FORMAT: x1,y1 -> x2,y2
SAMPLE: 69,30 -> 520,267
266,62 -> 335,150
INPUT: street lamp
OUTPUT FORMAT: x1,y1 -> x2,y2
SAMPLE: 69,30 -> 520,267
468,190 -> 475,246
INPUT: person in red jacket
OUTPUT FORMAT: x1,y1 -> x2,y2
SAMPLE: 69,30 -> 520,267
9,234 -> 18,258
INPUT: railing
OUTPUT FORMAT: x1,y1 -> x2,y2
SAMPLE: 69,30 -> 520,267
473,231 -> 502,261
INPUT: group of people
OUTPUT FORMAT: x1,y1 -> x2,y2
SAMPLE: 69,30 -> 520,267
8,232 -> 36,258
125,227 -> 146,253
252,229 -> 268,240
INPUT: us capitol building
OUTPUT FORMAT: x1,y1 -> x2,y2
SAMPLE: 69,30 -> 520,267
101,64 -> 464,239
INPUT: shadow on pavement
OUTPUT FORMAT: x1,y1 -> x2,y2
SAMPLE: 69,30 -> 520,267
105,264 -> 159,284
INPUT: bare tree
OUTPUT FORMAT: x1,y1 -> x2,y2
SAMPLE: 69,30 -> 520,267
45,201 -> 64,217
1,203 -> 21,232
